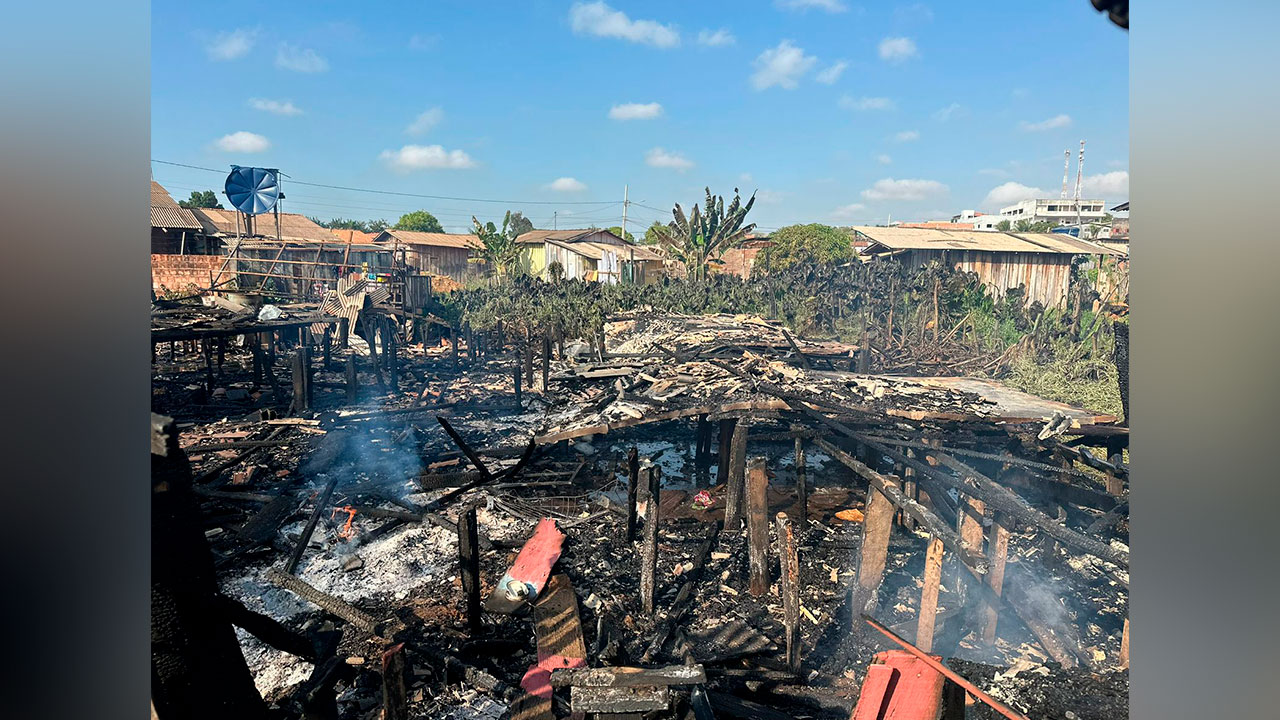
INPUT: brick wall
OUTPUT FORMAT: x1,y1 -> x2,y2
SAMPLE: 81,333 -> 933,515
152,254 -> 223,297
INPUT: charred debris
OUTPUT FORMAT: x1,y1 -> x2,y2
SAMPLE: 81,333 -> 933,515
152,299 -> 1128,720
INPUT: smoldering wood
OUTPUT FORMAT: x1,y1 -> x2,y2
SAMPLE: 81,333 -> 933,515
380,643 -> 409,720
264,567 -> 377,632
981,515 -> 1011,644
285,473 -> 339,575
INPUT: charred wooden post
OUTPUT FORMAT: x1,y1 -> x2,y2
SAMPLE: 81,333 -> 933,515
641,466 -> 661,615
450,325 -> 459,368
541,333 -> 551,391
776,512 -> 801,673
901,448 -> 918,531
981,514 -> 1011,644
458,503 -> 482,634
337,317 -> 349,348
201,339 -> 214,395
917,536 -> 945,652
523,333 -> 535,387
792,424 -> 808,526
291,352 -> 309,414
724,418 -> 751,532
386,318 -> 399,390
344,356 -> 358,404
717,419 -> 735,486
463,321 -> 472,362
513,349 -> 522,411
626,446 -> 640,542
496,318 -> 504,349
151,414 -> 268,719
746,456 -> 770,597
852,474 -> 897,617
957,495 -> 986,602
381,643 -> 408,720
250,334 -> 265,385
321,326 -> 332,370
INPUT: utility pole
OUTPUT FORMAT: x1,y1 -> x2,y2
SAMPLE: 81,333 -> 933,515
1074,140 -> 1086,236
553,211 -> 557,230
623,184 -> 633,283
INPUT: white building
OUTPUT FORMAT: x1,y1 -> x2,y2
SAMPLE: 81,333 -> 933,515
998,198 -> 1108,226
950,209 -> 1001,231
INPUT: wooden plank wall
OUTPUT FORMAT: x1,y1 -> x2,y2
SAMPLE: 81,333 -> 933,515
900,249 -> 1076,308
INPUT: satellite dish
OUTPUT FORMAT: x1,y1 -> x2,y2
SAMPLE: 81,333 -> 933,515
225,166 -> 281,215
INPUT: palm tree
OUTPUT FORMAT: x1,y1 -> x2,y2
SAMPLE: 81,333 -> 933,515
655,187 -> 756,281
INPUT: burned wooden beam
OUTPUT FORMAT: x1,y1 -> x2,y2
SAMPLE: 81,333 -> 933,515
746,457 -> 770,597
641,522 -> 721,663
724,418 -> 750,531
851,470 -> 897,617
813,438 -> 987,572
916,537 -> 945,653
380,643 -> 408,720
792,426 -> 808,526
857,435 -> 1129,570
284,474 -> 339,575
263,567 -> 378,632
776,513 -> 801,673
626,446 -> 640,542
458,503 -> 482,634
641,466 -> 661,615
981,514 -> 1011,644
551,664 -> 706,688
570,686 -> 669,714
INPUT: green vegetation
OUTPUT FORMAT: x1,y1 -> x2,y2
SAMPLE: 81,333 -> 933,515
507,211 -> 534,238
312,217 -> 389,232
394,210 -> 445,233
641,221 -> 667,245
178,190 -> 223,209
605,226 -> 636,243
469,212 -> 524,278
651,187 -> 756,281
753,223 -> 851,273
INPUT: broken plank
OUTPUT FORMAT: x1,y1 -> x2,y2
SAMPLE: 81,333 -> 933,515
570,686 -> 669,713
551,664 -> 706,688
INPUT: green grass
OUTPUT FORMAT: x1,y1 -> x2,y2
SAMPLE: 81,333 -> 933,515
1005,335 -> 1124,420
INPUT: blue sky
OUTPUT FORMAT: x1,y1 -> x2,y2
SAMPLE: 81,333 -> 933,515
151,1 -> 1129,233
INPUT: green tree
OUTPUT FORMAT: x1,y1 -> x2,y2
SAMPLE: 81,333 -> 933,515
313,217 -> 389,232
606,226 -> 636,243
995,219 -> 1012,231
506,211 -> 534,238
657,187 -> 756,281
471,213 -> 523,277
1013,219 -> 1055,233
754,223 -> 851,273
641,220 -> 667,245
394,210 -> 444,233
178,190 -> 223,209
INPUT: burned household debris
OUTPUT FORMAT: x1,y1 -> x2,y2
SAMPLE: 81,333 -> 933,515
152,284 -> 1128,720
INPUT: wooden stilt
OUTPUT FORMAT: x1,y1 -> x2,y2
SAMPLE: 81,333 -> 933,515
980,515 -> 1010,644
322,326 -> 332,370
724,418 -> 750,532
626,447 -> 639,543
541,334 -> 551,391
958,495 -> 987,603
513,350 -> 522,411
776,512 -> 801,673
458,503 -> 482,634
345,356 -> 358,404
792,425 -> 808,526
746,456 -> 770,597
717,419 -> 734,487
641,466 -> 661,616
852,476 -> 898,617
916,536 -> 945,652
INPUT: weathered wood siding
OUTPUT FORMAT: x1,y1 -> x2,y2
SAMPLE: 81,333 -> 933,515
401,245 -> 478,283
897,249 -> 1076,308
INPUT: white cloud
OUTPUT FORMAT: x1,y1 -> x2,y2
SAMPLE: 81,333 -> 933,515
739,172 -> 754,183
755,190 -> 786,204
697,28 -> 736,47
568,2 -> 679,48
248,98 -> 302,116
895,3 -> 935,23
832,202 -> 868,218
894,129 -> 920,142
406,108 -> 444,136
876,154 -> 892,165
878,36 -> 918,63
934,102 -> 964,122
609,102 -> 663,120
1019,114 -> 1072,131
380,144 -> 476,171
645,147 -> 693,171
815,60 -> 849,85
978,168 -> 1010,178
861,178 -> 948,201
208,28 -> 257,61
750,40 -> 817,90
215,131 -> 270,153
548,177 -> 588,192
276,44 -> 328,73
982,181 -> 1046,208
1082,170 -> 1129,197
776,0 -> 848,13
840,95 -> 895,111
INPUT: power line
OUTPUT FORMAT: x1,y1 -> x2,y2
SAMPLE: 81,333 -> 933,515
151,159 -> 619,206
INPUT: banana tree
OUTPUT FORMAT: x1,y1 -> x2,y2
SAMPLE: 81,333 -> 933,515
655,187 -> 756,281
470,212 -> 524,278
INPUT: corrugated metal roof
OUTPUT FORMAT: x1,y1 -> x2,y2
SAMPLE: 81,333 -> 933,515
852,226 -> 1123,256
515,229 -> 601,245
150,205 -> 203,230
547,239 -> 663,262
375,230 -> 481,249
193,208 -> 337,243
151,181 -> 180,209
